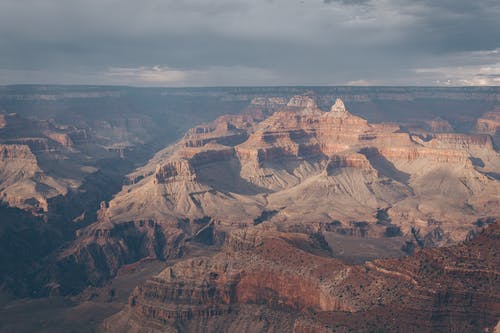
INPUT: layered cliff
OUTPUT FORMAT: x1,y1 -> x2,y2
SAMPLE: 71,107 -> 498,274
1,86 -> 500,332
57,95 -> 500,296
476,108 -> 500,136
0,89 -> 261,297
0,113 -> 96,214
105,222 -> 500,333
476,107 -> 500,148
0,144 -> 69,212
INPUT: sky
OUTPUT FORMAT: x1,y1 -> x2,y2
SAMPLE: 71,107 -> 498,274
0,0 -> 499,86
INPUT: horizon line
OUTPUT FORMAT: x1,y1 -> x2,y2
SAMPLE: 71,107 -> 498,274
1,83 -> 500,89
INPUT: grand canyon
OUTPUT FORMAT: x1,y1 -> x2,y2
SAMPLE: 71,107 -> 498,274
0,86 -> 498,332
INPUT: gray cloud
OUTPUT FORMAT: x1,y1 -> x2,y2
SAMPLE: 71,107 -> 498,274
0,0 -> 498,86
323,0 -> 370,5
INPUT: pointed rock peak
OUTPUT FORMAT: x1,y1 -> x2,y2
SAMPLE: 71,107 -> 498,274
286,95 -> 318,109
330,98 -> 348,116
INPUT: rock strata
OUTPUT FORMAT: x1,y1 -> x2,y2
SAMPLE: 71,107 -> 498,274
57,95 -> 500,296
105,222 -> 500,333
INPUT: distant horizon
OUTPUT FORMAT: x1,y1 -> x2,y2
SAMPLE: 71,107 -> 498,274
1,1 -> 498,87
1,83 -> 500,89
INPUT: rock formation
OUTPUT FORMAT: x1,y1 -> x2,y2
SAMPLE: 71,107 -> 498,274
476,107 -> 500,148
104,222 -> 500,333
1,86 -> 499,332
58,95 -> 500,295
425,117 -> 454,133
477,108 -> 500,136
0,143 -> 68,212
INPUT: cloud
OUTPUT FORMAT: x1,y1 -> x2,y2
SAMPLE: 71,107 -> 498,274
106,67 -> 187,84
414,64 -> 500,86
324,0 -> 370,5
346,79 -> 380,86
0,65 -> 278,87
104,65 -> 278,86
0,0 -> 498,86
409,47 -> 500,86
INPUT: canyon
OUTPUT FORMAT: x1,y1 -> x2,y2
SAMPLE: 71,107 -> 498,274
0,86 -> 499,332
59,96 -> 499,293
105,221 -> 500,333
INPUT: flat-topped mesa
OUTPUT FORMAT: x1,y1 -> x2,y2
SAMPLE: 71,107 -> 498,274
329,98 -> 349,117
155,159 -> 197,183
286,95 -> 318,109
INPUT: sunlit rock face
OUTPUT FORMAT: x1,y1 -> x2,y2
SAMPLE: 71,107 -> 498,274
59,95 -> 499,300
1,86 -> 499,332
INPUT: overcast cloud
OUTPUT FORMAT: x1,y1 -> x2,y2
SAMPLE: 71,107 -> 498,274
0,0 -> 499,86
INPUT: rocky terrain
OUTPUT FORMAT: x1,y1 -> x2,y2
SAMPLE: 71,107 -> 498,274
104,220 -> 500,333
0,85 -> 499,332
0,85 -> 258,296
476,106 -> 500,149
56,95 -> 500,297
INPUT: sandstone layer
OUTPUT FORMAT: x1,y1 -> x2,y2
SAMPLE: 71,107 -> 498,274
1,86 -> 499,332
105,222 -> 500,333
58,95 -> 500,295
476,107 -> 500,148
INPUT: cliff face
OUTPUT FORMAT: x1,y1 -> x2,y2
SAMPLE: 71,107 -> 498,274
326,153 -> 374,173
105,222 -> 500,333
52,218 -> 184,295
155,160 -> 197,183
476,108 -> 500,148
0,144 -> 67,212
0,113 -> 93,214
0,88 -> 260,297
1,86 -> 499,331
57,95 -> 500,297
476,108 -> 500,135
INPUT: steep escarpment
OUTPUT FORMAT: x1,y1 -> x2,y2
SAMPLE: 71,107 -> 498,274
476,107 -> 500,148
476,108 -> 500,135
56,95 -> 500,297
0,90 -> 263,298
0,143 -> 68,213
105,222 -> 500,333
0,113 -> 99,214
1,86 -> 499,332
